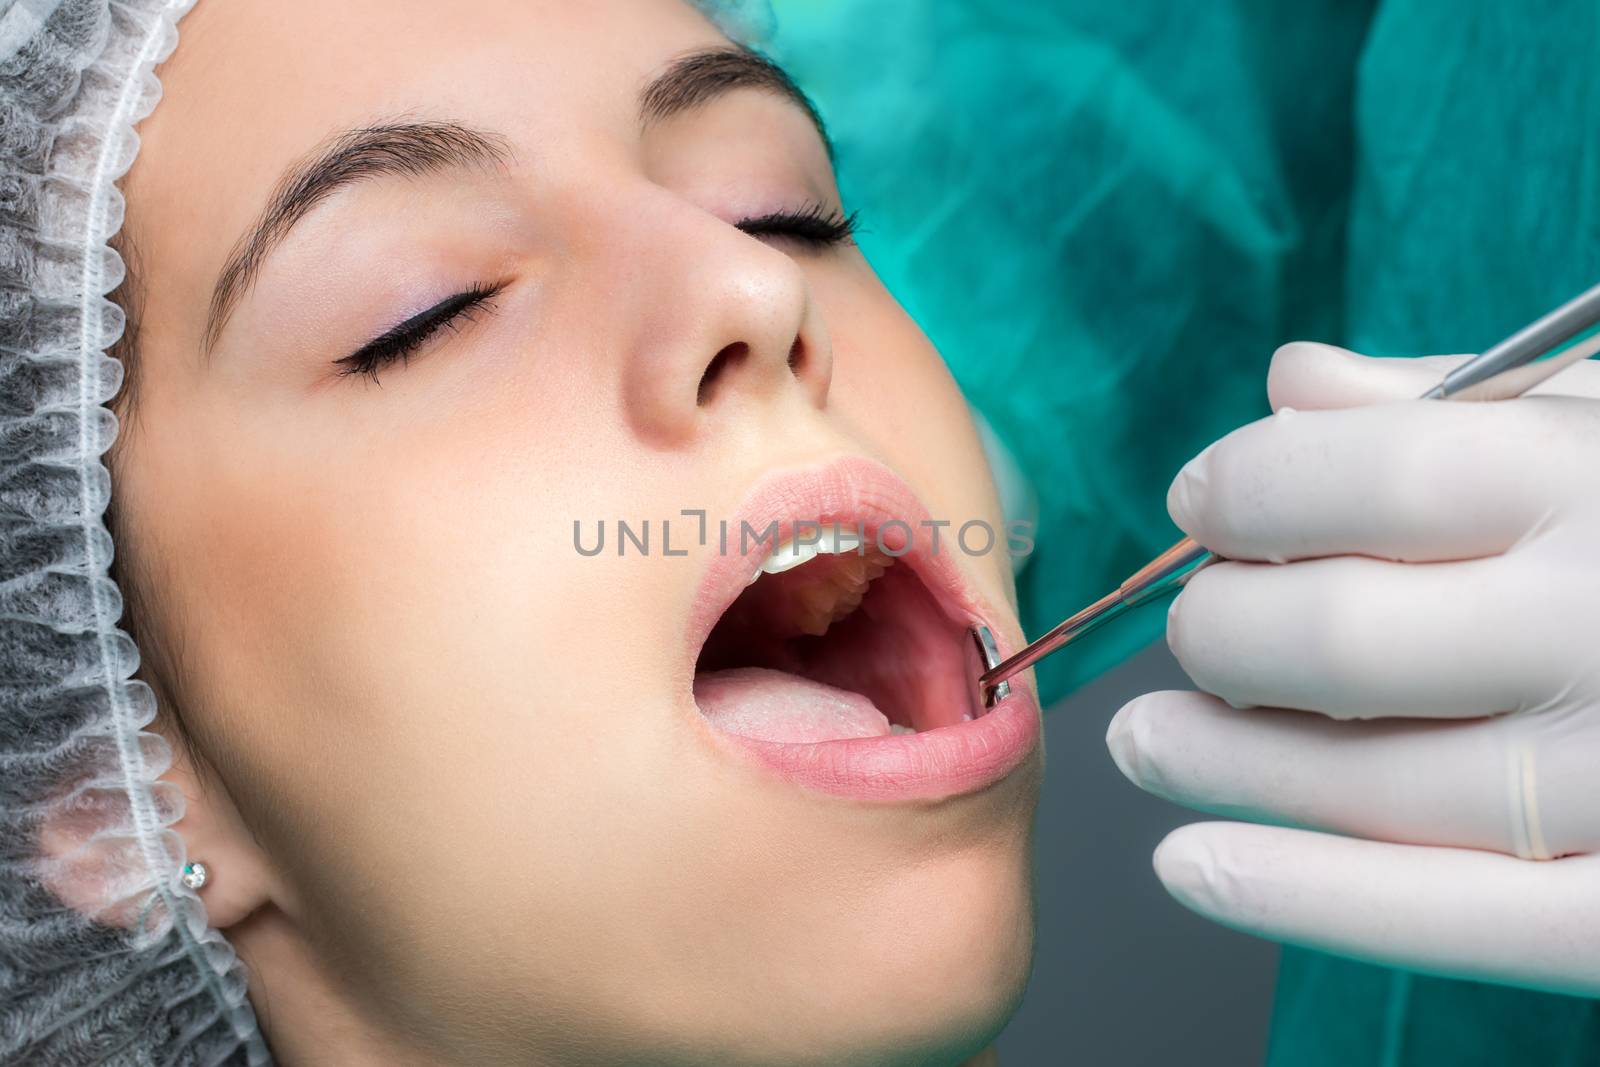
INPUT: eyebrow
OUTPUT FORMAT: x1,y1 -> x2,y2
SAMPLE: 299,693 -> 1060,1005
202,121 -> 512,355
640,45 -> 831,151
203,48 -> 828,356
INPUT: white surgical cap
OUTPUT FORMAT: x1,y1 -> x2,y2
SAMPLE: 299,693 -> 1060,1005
0,1 -> 770,1064
0,1 -> 266,1063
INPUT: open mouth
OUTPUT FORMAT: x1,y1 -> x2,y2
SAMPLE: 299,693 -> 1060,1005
685,457 -> 1040,802
694,526 -> 987,742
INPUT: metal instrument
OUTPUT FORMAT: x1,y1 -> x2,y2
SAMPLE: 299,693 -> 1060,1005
974,279 -> 1600,705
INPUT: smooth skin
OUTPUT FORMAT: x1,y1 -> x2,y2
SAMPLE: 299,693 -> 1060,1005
72,1 -> 1040,1064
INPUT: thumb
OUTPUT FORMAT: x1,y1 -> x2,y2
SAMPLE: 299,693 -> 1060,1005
1267,341 -> 1600,411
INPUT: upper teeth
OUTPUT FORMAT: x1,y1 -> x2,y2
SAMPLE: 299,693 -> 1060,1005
748,527 -> 866,585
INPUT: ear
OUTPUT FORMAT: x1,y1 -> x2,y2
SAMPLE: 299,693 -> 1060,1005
153,729 -> 279,929
37,724 -> 278,932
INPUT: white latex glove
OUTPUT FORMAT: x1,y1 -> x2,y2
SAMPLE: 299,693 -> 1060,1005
1107,342 -> 1600,997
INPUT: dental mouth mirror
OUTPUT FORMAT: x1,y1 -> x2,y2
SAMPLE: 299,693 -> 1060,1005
973,278 -> 1600,707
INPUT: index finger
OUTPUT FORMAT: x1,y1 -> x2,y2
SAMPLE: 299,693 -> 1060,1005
1166,396 -> 1592,564
1267,342 -> 1600,410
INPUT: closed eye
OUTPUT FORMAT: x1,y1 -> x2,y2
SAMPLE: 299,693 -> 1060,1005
334,280 -> 506,384
736,202 -> 860,248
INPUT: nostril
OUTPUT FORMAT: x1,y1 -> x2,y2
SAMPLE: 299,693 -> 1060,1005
787,338 -> 804,374
698,342 -> 749,406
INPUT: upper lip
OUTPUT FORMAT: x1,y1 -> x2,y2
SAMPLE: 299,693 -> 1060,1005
683,453 -> 1041,801
686,454 -> 1003,666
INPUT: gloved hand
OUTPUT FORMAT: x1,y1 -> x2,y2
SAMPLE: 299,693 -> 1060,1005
1107,341 -> 1600,997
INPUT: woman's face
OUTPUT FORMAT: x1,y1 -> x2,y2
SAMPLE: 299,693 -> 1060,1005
117,0 -> 1042,1062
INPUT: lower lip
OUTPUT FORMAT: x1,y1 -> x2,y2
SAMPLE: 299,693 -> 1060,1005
698,685 -> 1042,802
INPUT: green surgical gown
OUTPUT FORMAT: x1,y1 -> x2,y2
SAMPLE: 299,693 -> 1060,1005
766,0 -> 1600,1062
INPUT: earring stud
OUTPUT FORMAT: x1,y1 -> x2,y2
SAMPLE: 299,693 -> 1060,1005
181,861 -> 209,890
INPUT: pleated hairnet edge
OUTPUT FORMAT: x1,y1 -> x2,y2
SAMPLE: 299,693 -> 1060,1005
88,7 -> 270,1060
11,0 -> 269,1063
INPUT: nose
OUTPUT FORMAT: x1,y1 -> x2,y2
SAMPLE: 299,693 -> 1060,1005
618,192 -> 834,446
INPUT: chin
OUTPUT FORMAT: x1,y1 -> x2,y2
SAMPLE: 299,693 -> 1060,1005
851,840 -> 1038,1067
703,837 -> 1039,1067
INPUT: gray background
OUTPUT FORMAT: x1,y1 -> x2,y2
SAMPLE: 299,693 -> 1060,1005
995,641 -> 1280,1065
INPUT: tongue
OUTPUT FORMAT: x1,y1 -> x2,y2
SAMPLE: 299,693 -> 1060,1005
694,667 -> 893,742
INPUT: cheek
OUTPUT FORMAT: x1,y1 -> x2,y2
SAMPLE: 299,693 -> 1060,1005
819,266 -> 1013,589
131,392 -> 715,1001
129,385 -> 668,824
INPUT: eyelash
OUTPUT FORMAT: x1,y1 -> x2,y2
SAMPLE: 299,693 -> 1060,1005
334,204 -> 857,383
736,202 -> 860,247
334,280 -> 506,384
